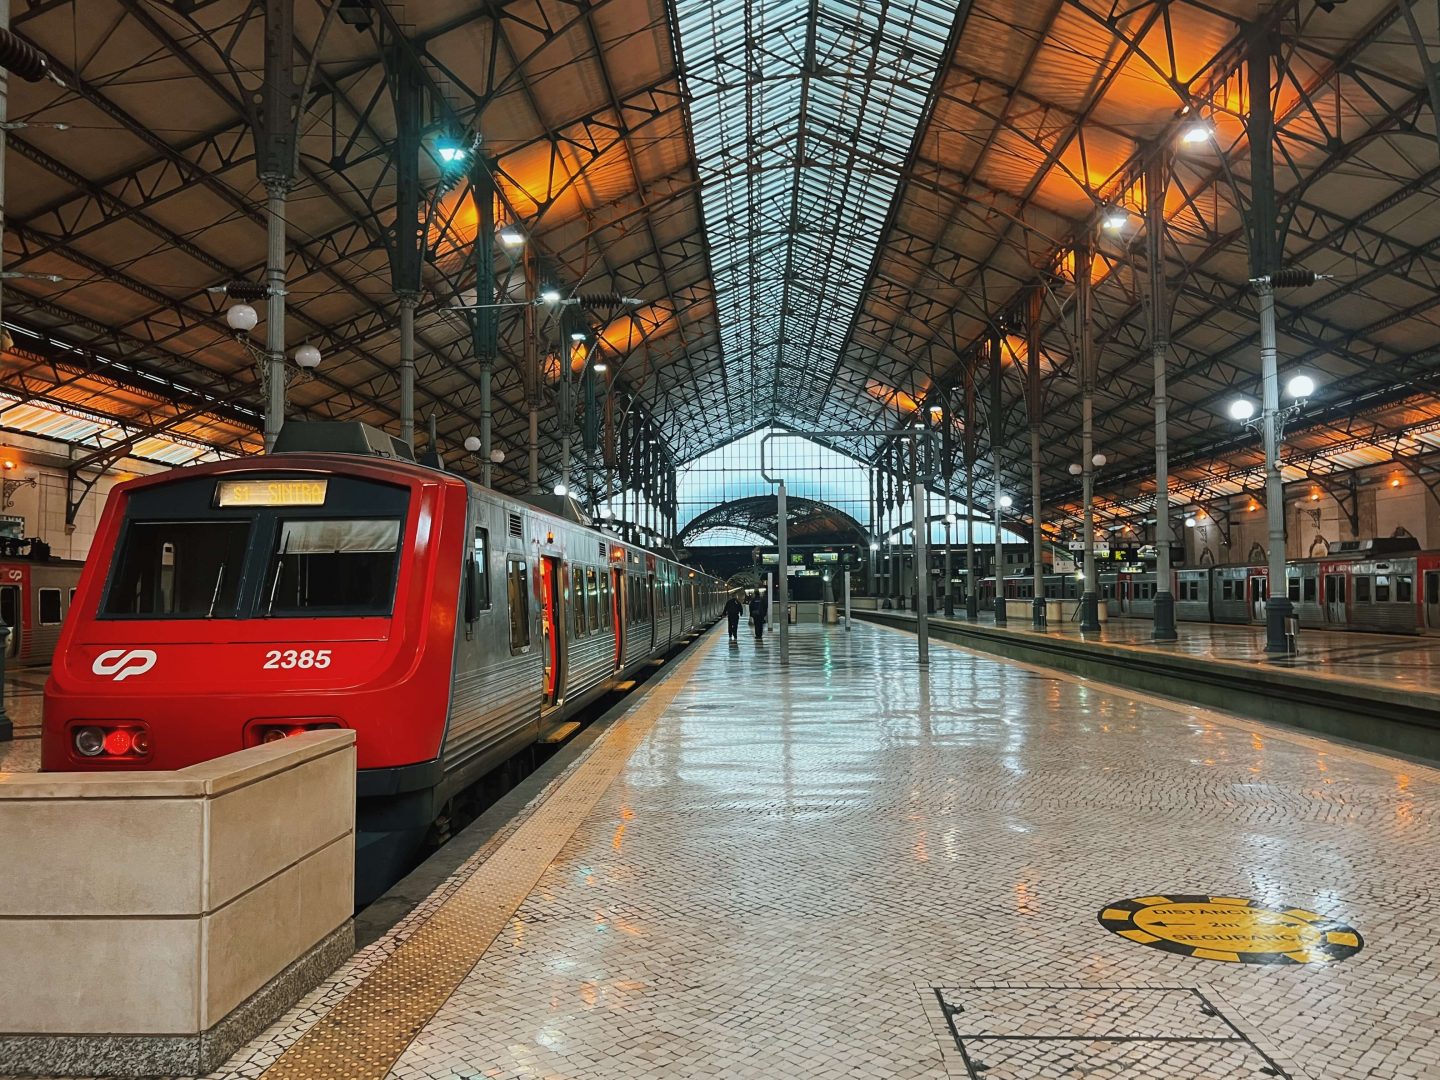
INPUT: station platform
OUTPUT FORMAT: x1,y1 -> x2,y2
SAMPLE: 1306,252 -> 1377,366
154,619 -> 1439,1080
860,609 -> 1440,764
901,610 -> 1440,692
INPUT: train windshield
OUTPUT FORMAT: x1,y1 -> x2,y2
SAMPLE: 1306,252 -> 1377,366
263,518 -> 401,616
104,520 -> 251,618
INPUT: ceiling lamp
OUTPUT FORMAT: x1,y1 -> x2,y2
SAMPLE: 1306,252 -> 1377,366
593,361 -> 609,373
570,331 -> 587,342
553,483 -> 569,497
1228,398 -> 1256,421
498,229 -> 523,246
1102,209 -> 1129,231
225,303 -> 258,333
463,436 -> 481,453
1180,121 -> 1214,145
1286,373 -> 1315,399
539,288 -> 562,304
292,343 -> 322,370
998,495 -> 1013,509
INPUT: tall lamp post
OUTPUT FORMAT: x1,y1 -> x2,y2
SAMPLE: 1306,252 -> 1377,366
1227,368 -> 1317,652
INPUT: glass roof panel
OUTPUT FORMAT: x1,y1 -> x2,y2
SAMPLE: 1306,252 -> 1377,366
673,0 -> 954,437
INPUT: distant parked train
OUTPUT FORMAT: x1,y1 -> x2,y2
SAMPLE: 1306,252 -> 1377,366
0,545 -> 84,665
43,423 -> 724,899
981,538 -> 1439,635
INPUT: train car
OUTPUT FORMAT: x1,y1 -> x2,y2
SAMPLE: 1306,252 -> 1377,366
42,423 -> 722,901
1210,564 -> 1266,623
1116,569 -> 1157,618
1282,560 -> 1325,629
0,553 -> 85,664
1316,553 -> 1419,633
1174,567 -> 1210,622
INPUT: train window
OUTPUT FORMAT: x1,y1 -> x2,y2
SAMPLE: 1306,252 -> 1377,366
599,572 -> 611,629
1397,575 -> 1413,603
1303,577 -> 1317,603
68,588 -> 77,608
1288,578 -> 1301,603
37,588 -> 62,625
571,566 -> 586,638
1375,575 -> 1391,602
472,528 -> 491,611
1355,576 -> 1371,603
265,519 -> 400,616
507,558 -> 530,650
104,520 -> 250,618
586,568 -> 600,630
1220,578 -> 1233,601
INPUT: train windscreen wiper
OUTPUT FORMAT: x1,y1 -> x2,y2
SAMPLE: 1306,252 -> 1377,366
206,563 -> 226,619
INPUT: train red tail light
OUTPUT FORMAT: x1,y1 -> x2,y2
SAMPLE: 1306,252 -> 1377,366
249,720 -> 342,747
71,723 -> 150,761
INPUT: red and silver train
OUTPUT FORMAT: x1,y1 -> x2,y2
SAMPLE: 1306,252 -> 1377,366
983,537 -> 1440,635
0,549 -> 84,664
43,423 -> 724,899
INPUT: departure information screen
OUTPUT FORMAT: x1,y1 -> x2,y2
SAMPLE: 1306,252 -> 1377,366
215,479 -> 328,507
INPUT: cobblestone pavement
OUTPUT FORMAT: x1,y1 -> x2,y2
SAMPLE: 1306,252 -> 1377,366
205,622 -> 1439,1079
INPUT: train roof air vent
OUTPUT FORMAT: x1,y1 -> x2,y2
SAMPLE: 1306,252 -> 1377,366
508,513 -> 523,538
599,541 -> 607,559
273,421 -> 416,462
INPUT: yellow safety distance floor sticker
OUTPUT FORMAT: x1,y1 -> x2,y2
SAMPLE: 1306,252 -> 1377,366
1098,894 -> 1363,965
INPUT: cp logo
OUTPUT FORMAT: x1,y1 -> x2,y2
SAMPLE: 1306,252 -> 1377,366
91,649 -> 157,681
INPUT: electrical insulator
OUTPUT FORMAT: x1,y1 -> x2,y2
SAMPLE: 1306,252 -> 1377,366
0,29 -> 51,82
223,281 -> 270,301
1269,268 -> 1317,289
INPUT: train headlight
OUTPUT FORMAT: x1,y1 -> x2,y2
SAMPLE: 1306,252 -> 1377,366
73,726 -> 105,757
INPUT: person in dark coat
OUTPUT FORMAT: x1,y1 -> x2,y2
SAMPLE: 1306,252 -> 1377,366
723,593 -> 743,641
748,589 -> 768,640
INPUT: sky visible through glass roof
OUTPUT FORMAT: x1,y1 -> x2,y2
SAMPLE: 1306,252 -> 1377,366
672,0 -> 955,432
678,428 -> 1021,546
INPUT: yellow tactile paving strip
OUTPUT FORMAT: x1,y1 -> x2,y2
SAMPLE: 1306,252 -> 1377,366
259,631 -> 721,1080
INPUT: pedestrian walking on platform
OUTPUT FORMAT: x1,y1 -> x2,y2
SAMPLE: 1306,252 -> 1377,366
724,593 -> 743,641
749,589 -> 768,640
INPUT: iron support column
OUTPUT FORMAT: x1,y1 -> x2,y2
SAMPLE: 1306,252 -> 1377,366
471,165 -> 497,487
913,477 -> 929,666
777,479 -> 788,666
1258,281 -> 1291,652
990,331 -> 1007,626
398,294 -> 417,448
524,248 -> 540,493
1146,151 -> 1178,641
963,366 -> 978,618
1026,287 -> 1046,630
1247,27 -> 1292,654
258,0 -> 298,451
1077,238 -> 1102,633
262,179 -> 289,449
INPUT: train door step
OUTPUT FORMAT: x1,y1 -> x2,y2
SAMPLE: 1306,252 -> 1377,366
538,720 -> 581,745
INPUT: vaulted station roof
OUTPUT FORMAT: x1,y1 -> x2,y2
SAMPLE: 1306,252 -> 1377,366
2,0 -> 1438,530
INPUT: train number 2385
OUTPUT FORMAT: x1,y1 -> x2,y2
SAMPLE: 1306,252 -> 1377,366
263,649 -> 333,670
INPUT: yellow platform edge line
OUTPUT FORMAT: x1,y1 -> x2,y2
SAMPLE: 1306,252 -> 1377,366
257,630 -> 723,1080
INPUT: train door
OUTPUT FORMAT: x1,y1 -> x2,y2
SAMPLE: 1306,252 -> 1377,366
0,585 -> 18,658
611,568 -> 624,668
1425,571 -> 1440,629
538,556 -> 563,706
1249,574 -> 1267,621
1325,573 -> 1347,624
647,574 -> 657,649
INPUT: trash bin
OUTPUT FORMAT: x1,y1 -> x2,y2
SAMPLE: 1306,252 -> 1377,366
824,603 -> 839,624
787,603 -> 798,624
1285,616 -> 1300,653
